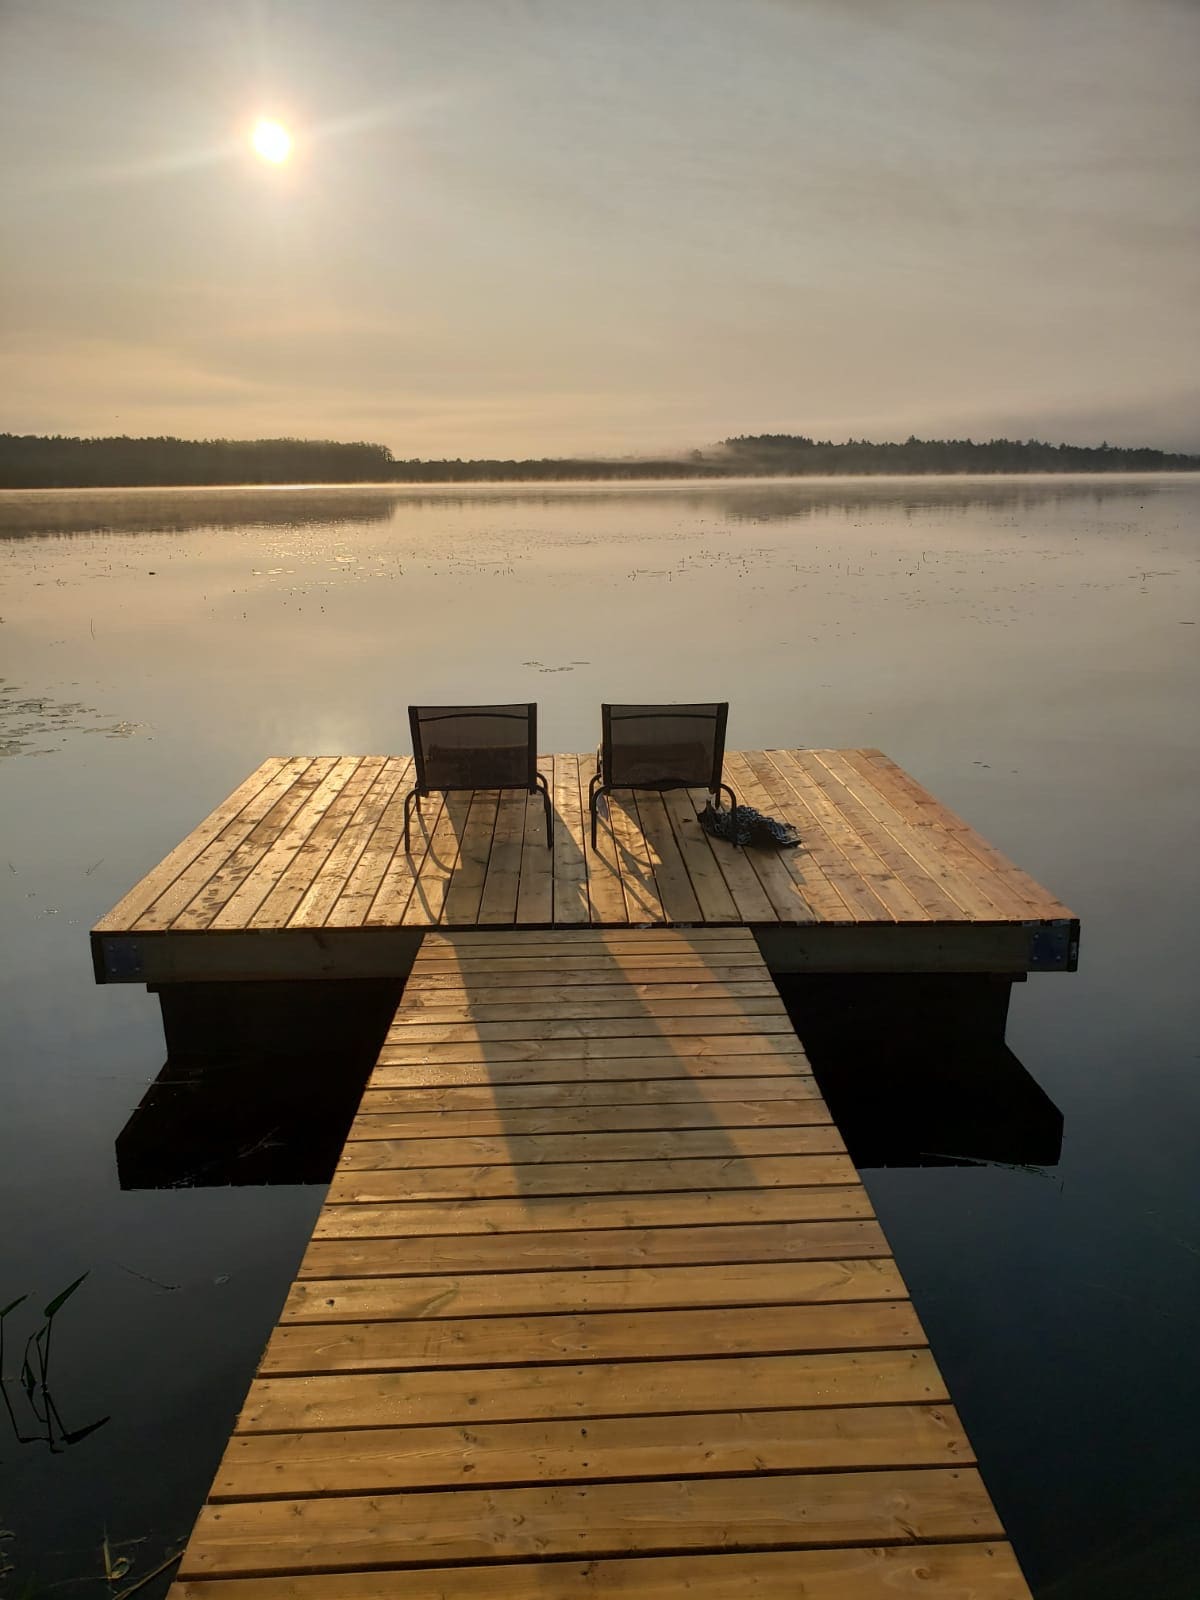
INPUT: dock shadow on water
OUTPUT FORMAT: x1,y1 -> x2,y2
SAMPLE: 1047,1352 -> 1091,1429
774,974 -> 1064,1171
115,979 -> 402,1189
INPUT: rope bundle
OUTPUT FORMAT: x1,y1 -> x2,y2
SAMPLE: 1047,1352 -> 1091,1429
699,801 -> 802,850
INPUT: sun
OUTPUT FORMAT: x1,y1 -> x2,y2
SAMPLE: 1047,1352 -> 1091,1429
252,118 -> 292,164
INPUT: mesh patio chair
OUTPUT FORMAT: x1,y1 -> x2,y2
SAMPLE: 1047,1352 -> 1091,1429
588,702 -> 737,847
404,703 -> 551,852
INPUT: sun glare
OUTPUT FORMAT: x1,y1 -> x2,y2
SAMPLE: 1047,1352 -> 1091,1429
252,118 -> 292,164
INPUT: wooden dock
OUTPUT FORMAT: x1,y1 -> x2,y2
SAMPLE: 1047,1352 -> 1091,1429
169,928 -> 1034,1598
92,749 -> 1078,983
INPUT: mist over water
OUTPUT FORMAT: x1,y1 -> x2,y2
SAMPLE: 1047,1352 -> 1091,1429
1,475 -> 1198,1597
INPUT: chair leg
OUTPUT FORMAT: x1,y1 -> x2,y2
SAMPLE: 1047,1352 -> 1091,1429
403,787 -> 418,853
535,774 -> 553,848
590,786 -> 607,849
717,783 -> 739,847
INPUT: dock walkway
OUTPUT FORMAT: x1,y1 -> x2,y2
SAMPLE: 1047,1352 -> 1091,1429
170,927 -> 1033,1598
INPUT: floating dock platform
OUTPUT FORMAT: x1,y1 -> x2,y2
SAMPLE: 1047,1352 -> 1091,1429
92,748 -> 1078,982
91,751 -> 1075,1598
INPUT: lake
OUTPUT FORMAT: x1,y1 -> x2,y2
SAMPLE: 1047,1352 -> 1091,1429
1,475 -> 1198,1597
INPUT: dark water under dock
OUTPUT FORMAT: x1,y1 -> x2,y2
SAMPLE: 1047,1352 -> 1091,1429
1,475 -> 1198,1597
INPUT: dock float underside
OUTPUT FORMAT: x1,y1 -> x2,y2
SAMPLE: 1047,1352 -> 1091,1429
168,927 -> 1035,1598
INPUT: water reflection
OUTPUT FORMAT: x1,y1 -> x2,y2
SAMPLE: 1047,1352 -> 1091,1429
0,471 -> 1175,539
0,487 -> 401,538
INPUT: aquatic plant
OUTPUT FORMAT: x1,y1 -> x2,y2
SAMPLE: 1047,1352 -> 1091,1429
0,1274 -> 110,1452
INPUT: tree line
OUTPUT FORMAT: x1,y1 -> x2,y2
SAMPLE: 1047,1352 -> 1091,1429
1,430 -> 1196,488
0,434 -> 396,487
717,433 -> 1199,474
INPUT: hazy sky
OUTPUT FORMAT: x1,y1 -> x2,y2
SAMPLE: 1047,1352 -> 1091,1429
2,0 -> 1197,456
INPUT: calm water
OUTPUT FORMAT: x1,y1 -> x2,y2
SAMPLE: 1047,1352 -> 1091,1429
1,476 -> 1198,1596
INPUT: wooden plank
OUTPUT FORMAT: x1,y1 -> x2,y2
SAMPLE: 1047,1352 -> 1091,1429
299,1219 -> 886,1278
357,1073 -> 824,1111
412,947 -> 765,971
827,749 -> 1029,919
207,1403 -> 974,1500
361,1068 -> 825,1107
237,1349 -> 949,1432
402,962 -> 771,990
788,750 -> 967,921
393,997 -> 789,1025
577,749 -> 634,926
678,784 -> 781,923
388,1013 -> 797,1044
323,758 -> 421,927
171,1542 -> 1032,1599
260,1301 -> 926,1375
722,751 -> 820,923
170,758 -> 339,930
337,1124 -> 845,1170
432,927 -> 755,947
179,1466 -> 999,1574
376,1033 -> 809,1062
475,788 -> 527,925
605,790 -> 667,923
286,757 -> 408,927
362,781 -> 440,927
738,751 -> 865,922
285,1257 -> 904,1322
422,928 -> 755,947
862,749 -> 1072,918
402,787 -> 474,926
313,1186 -> 874,1238
842,750 -> 1050,920
348,1098 -> 832,1140
369,1054 -> 814,1087
93,759 -> 282,932
130,759 -> 313,932
326,1152 -> 858,1202
746,753 -> 894,922
175,1542 -> 1031,1598
765,750 -> 930,921
212,758 -> 364,929
249,757 -> 386,928
513,756 -> 554,923
658,786 -> 741,922
410,952 -> 761,975
552,753 -> 590,925
633,791 -> 703,923
440,789 -> 500,925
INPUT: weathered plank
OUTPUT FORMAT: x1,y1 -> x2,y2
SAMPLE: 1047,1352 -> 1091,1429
260,1300 -> 926,1374
298,1219 -> 886,1278
347,1096 -> 832,1139
285,1256 -> 903,1322
313,1185 -> 873,1237
172,1542 -> 1031,1598
208,1402 -> 974,1499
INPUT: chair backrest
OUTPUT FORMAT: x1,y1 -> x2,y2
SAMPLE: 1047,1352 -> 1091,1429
409,704 -> 538,791
600,703 -> 729,791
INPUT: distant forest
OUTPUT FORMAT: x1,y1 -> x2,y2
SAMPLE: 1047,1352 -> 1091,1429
2,430 -> 1197,488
